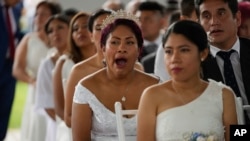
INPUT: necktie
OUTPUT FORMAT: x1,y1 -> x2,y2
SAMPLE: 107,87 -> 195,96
217,50 -> 241,97
5,6 -> 15,60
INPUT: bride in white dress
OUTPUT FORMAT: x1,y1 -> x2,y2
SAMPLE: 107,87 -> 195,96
72,11 -> 160,141
13,32 -> 50,141
12,1 -> 61,140
137,20 -> 238,141
52,12 -> 96,141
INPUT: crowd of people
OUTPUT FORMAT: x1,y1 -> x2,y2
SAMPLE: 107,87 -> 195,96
1,0 -> 250,141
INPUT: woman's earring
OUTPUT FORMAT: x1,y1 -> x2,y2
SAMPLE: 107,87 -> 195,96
102,59 -> 107,67
201,58 -> 204,62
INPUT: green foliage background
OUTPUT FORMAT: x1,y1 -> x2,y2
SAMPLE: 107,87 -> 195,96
9,81 -> 28,129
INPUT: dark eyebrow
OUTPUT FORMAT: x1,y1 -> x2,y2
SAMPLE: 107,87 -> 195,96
111,36 -> 120,40
201,7 -> 226,14
164,44 -> 190,49
179,45 -> 191,48
111,36 -> 134,40
125,37 -> 134,40
217,7 -> 226,12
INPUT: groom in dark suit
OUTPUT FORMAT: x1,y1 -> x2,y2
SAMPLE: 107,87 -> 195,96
0,0 -> 23,140
195,0 -> 250,124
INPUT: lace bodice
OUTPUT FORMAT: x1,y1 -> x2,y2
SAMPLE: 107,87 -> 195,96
73,83 -> 137,141
156,80 -> 226,141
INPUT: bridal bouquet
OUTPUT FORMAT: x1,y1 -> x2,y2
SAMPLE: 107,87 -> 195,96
183,132 -> 219,141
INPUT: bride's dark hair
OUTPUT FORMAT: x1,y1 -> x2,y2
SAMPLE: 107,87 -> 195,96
162,20 -> 209,52
100,18 -> 143,51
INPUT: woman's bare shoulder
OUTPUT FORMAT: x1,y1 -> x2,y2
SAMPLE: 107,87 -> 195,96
142,81 -> 171,99
221,87 -> 235,101
80,68 -> 105,85
140,81 -> 173,111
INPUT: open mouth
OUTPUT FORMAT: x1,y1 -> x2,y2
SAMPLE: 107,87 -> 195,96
115,58 -> 127,68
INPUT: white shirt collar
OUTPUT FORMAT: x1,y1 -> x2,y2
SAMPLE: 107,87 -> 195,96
210,37 -> 240,57
143,34 -> 163,47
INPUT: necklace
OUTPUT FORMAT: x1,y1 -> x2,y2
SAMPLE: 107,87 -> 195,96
113,74 -> 135,102
120,78 -> 134,102
121,87 -> 129,102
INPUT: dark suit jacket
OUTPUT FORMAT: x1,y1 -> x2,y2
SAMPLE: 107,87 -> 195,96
201,37 -> 250,103
141,52 -> 156,73
202,38 -> 250,124
0,3 -> 23,139
0,4 -> 22,76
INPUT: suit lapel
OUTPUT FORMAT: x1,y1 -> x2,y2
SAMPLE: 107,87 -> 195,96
201,54 -> 224,82
11,5 -> 22,40
202,39 -> 250,102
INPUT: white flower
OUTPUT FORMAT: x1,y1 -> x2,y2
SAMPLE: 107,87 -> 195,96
207,135 -> 218,141
183,131 -> 219,141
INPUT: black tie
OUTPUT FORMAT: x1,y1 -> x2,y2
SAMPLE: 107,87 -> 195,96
5,5 -> 15,60
217,50 -> 241,97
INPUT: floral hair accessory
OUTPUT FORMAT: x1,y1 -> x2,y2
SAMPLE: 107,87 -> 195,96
100,9 -> 140,30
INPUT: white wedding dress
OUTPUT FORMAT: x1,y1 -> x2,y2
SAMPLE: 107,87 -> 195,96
20,33 -> 51,141
56,55 -> 75,141
73,84 -> 137,141
156,80 -> 226,141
